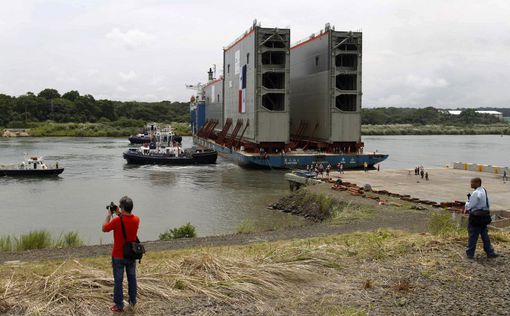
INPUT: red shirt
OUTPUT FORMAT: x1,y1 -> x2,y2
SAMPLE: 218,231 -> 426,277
103,214 -> 140,259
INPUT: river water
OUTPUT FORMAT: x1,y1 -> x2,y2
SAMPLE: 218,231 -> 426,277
0,135 -> 508,244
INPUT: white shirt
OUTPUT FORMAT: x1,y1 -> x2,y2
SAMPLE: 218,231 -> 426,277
465,186 -> 489,213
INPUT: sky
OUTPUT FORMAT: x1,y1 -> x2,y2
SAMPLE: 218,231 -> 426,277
1,0 -> 509,107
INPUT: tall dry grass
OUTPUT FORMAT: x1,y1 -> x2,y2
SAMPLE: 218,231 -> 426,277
2,229 -> 508,315
0,252 -> 317,315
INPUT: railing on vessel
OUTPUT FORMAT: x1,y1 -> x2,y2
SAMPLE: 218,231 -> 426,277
223,21 -> 261,51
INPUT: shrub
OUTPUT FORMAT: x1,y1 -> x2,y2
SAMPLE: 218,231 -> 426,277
0,235 -> 14,252
159,223 -> 197,240
236,219 -> 258,234
55,231 -> 83,248
428,211 -> 463,236
0,230 -> 84,252
7,120 -> 28,128
16,230 -> 52,251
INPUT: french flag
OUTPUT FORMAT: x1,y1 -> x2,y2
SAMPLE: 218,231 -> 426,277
238,64 -> 246,113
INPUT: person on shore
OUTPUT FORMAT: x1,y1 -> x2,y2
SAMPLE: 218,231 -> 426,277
420,169 -> 424,179
363,162 -> 368,172
102,196 -> 141,313
377,164 -> 380,172
339,163 -> 344,174
326,164 -> 331,177
503,170 -> 508,183
464,178 -> 498,259
425,172 -> 429,181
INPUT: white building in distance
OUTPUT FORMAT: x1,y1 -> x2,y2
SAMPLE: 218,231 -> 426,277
447,110 -> 503,120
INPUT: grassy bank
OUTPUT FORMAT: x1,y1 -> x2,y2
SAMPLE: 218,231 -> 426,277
362,123 -> 510,135
0,225 -> 508,315
4,121 -> 192,137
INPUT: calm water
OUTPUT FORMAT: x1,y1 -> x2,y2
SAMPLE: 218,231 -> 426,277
0,135 -> 509,244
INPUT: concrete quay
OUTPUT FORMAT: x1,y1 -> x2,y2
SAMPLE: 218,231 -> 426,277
332,167 -> 509,211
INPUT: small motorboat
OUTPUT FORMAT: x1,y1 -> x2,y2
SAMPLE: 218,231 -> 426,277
0,156 -> 64,177
123,143 -> 217,165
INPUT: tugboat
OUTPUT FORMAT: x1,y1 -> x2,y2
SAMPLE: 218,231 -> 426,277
0,156 -> 64,177
123,137 -> 217,165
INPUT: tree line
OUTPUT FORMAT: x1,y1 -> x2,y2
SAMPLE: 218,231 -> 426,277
0,89 -> 190,128
361,107 -> 503,125
0,89 -> 506,128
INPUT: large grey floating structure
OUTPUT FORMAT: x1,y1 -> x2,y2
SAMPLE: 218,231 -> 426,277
189,22 -> 387,169
290,25 -> 362,152
222,24 -> 290,148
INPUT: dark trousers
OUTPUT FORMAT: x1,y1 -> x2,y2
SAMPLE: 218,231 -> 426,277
112,257 -> 137,309
466,223 -> 495,258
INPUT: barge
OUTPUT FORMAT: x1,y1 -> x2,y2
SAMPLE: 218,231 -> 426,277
188,22 -> 388,169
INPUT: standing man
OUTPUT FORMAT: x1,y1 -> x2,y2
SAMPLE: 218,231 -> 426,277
464,178 -> 498,259
102,196 -> 141,313
363,162 -> 368,172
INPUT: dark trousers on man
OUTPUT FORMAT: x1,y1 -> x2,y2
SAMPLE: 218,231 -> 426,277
112,258 -> 137,309
466,223 -> 495,258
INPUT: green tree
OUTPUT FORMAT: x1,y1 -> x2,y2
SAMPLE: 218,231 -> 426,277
62,90 -> 80,102
37,88 -> 61,99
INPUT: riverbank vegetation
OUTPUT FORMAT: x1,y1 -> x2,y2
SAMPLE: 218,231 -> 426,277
362,123 -> 510,135
2,90 -> 509,136
159,223 -> 197,240
0,227 -> 508,315
0,89 -> 190,134
361,107 -> 510,135
0,230 -> 82,252
23,121 -> 192,137
362,107 -> 503,125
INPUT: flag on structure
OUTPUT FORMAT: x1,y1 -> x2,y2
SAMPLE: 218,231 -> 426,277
238,65 -> 247,113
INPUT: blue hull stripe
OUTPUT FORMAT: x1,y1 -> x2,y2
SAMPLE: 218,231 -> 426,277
194,137 -> 388,169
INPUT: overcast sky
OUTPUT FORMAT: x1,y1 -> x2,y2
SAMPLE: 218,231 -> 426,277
1,0 -> 509,107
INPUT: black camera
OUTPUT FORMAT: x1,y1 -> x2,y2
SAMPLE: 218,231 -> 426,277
106,202 -> 119,214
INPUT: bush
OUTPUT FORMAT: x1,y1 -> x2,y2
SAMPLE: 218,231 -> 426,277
55,231 -> 83,248
236,220 -> 258,234
428,211 -> 463,236
0,235 -> 14,252
16,230 -> 52,251
7,120 -> 29,128
159,223 -> 197,240
0,230 -> 84,252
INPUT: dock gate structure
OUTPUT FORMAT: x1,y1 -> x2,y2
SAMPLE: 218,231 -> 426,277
290,24 -> 362,153
199,22 -> 291,152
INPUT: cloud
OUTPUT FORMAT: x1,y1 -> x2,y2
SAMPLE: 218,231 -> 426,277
105,28 -> 155,48
404,75 -> 449,89
119,70 -> 137,81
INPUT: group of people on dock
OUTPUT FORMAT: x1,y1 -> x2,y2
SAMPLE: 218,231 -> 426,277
413,165 -> 429,181
306,163 -> 332,178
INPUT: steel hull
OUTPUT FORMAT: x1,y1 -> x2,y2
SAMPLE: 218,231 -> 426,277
0,168 -> 64,177
123,151 -> 217,165
194,136 -> 388,169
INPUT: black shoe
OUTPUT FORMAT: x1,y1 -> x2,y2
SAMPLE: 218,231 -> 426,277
488,253 -> 500,259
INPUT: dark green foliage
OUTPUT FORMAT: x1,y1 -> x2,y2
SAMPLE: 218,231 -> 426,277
37,88 -> 61,99
0,90 -> 190,128
159,223 -> 197,240
362,107 -> 502,125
